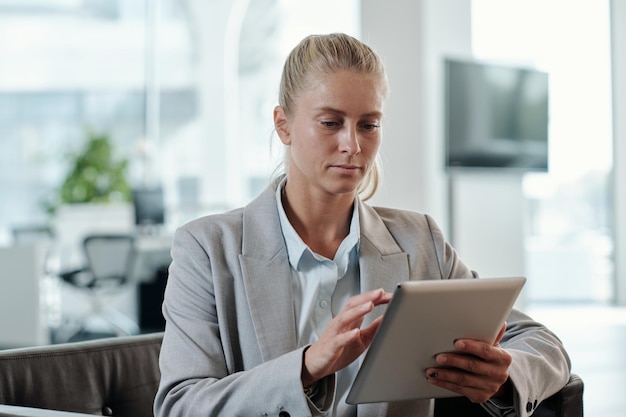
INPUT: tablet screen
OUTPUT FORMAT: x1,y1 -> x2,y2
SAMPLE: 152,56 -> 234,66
346,276 -> 526,404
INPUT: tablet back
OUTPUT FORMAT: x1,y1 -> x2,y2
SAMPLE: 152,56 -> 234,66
346,276 -> 526,404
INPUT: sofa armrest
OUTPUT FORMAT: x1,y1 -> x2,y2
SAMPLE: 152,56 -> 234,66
533,374 -> 584,417
0,405 -> 96,417
0,332 -> 163,417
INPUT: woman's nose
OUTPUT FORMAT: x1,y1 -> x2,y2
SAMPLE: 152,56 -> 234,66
339,126 -> 361,155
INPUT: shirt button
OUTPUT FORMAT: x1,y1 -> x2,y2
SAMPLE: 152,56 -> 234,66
319,300 -> 329,309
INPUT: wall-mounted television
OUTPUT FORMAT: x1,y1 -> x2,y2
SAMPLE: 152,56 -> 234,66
444,57 -> 549,172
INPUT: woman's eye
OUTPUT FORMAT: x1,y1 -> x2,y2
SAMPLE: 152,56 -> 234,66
362,123 -> 380,131
321,121 -> 340,128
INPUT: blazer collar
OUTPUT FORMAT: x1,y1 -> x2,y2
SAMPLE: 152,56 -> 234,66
239,178 -> 410,359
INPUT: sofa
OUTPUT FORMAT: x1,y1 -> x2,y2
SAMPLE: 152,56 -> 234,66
0,332 -> 583,417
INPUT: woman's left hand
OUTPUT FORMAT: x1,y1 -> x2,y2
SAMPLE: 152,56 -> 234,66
425,323 -> 513,403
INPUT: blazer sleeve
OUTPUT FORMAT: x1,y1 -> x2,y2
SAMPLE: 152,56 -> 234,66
495,309 -> 572,417
153,225 -> 330,417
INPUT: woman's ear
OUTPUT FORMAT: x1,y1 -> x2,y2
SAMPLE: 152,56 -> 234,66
274,106 -> 291,145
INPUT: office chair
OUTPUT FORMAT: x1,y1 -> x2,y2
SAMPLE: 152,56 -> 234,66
57,234 -> 139,342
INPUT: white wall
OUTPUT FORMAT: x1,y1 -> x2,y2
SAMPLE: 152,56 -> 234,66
611,0 -> 626,306
448,173 -> 525,278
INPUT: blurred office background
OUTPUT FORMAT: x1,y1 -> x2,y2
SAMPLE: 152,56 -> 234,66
0,0 -> 624,415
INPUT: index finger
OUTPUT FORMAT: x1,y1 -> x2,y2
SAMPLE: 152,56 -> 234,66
332,289 -> 392,330
346,288 -> 393,309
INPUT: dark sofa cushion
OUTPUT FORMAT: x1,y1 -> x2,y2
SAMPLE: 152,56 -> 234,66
0,333 -> 162,417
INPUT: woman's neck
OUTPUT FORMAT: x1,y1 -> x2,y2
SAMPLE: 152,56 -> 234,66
281,184 -> 354,259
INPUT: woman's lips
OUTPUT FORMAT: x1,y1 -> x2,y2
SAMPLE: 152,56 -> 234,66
331,164 -> 361,174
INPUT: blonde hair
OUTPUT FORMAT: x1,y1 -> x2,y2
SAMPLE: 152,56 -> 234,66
277,33 -> 388,200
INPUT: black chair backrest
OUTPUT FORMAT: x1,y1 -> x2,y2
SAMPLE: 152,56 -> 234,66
83,234 -> 135,284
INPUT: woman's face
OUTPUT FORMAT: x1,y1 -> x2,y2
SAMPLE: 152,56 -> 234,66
275,70 -> 386,199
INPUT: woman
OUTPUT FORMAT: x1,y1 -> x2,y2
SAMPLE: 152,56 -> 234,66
154,33 -> 570,417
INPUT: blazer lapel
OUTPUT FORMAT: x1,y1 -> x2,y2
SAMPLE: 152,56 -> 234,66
239,181 -> 298,362
240,254 -> 297,361
358,202 -> 410,326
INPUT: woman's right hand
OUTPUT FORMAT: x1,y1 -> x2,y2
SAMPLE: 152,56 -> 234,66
301,288 -> 393,387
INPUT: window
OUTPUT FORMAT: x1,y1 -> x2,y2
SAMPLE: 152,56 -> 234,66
472,0 -> 614,303
0,0 -> 359,242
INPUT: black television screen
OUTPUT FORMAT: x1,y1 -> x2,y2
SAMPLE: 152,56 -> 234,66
444,58 -> 549,172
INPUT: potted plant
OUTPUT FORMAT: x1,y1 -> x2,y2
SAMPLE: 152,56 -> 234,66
53,131 -> 132,208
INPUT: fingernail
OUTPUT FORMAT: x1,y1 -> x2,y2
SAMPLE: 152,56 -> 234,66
436,355 -> 447,364
428,371 -> 438,378
455,340 -> 466,349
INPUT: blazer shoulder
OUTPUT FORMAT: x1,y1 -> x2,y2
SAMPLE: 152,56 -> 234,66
364,205 -> 459,278
370,206 -> 442,237
175,208 -> 245,247
361,204 -> 446,251
174,184 -> 281,257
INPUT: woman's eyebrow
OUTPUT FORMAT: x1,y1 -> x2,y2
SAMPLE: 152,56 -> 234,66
315,106 -> 382,118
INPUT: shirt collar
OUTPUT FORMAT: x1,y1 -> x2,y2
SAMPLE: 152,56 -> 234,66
276,177 -> 360,270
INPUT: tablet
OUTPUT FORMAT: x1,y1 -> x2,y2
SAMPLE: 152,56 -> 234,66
346,276 -> 526,404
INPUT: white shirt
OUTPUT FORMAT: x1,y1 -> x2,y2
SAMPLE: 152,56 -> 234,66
276,179 -> 360,417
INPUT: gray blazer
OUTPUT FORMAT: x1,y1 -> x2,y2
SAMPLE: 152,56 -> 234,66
155,179 -> 570,417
